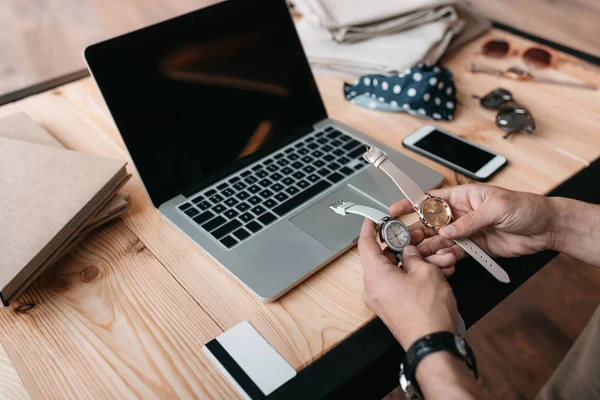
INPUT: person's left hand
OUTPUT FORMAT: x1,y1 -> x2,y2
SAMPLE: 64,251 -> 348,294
358,219 -> 460,349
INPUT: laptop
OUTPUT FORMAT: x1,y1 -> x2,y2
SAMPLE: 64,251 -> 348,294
84,0 -> 443,301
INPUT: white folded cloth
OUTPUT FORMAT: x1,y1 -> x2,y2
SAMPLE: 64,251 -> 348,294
293,0 -> 490,77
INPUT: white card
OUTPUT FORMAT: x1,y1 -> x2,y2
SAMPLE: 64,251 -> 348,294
203,321 -> 297,399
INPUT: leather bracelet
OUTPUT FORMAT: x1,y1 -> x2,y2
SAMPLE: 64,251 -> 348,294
399,331 -> 478,400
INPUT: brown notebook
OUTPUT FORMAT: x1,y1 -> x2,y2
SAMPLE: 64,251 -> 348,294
0,136 -> 128,305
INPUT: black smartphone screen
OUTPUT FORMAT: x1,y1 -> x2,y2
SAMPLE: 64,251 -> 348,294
413,130 -> 496,173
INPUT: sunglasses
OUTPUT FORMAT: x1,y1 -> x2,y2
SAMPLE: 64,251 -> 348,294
472,88 -> 536,139
482,39 -> 554,68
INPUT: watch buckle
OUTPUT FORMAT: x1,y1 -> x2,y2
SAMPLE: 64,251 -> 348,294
362,146 -> 388,168
329,200 -> 355,215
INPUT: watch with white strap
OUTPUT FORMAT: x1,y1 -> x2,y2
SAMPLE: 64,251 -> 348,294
330,200 -> 410,262
362,146 -> 510,283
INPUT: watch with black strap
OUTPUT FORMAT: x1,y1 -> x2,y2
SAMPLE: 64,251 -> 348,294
400,331 -> 478,400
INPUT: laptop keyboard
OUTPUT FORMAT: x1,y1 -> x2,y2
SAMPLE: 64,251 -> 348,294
177,126 -> 369,249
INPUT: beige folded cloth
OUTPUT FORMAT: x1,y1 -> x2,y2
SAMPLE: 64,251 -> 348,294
294,0 -> 490,76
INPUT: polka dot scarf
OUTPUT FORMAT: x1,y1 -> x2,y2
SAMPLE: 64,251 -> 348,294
343,64 -> 457,121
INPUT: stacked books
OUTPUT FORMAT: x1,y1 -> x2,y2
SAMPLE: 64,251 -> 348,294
0,113 -> 131,306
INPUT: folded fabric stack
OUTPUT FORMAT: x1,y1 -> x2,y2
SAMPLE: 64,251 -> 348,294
293,0 -> 490,77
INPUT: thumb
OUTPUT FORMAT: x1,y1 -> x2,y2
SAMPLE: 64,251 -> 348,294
439,209 -> 492,239
402,246 -> 430,273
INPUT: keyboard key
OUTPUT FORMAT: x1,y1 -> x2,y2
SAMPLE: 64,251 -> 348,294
248,185 -> 261,194
220,235 -> 238,249
240,170 -> 252,177
237,191 -> 250,200
338,133 -> 351,141
256,170 -> 269,178
239,212 -> 254,223
274,153 -> 284,159
179,203 -> 192,211
271,183 -> 284,192
209,194 -> 224,203
314,160 -> 325,168
298,148 -> 310,155
258,212 -> 277,226
327,129 -> 342,139
343,139 -> 361,151
312,150 -> 324,158
259,189 -> 273,198
236,202 -> 250,212
347,147 -> 365,159
327,162 -> 341,171
316,131 -> 325,137
297,180 -> 310,189
270,172 -> 283,181
355,163 -> 365,170
211,220 -> 242,240
307,174 -> 320,183
286,186 -> 299,195
317,168 -> 331,176
192,195 -> 204,204
340,166 -> 354,176
291,161 -> 303,169
303,165 -> 316,173
264,159 -> 274,165
251,205 -> 266,216
264,198 -> 278,208
217,182 -> 228,190
245,176 -> 258,184
233,182 -> 247,191
274,180 -> 332,216
202,215 -> 226,232
295,142 -> 304,148
267,164 -> 279,173
322,145 -> 333,152
301,156 -> 314,164
333,149 -> 345,157
248,196 -> 262,205
280,167 -> 293,175
307,142 -> 319,150
306,136 -> 315,142
258,179 -> 272,187
317,138 -> 328,144
225,197 -> 239,207
338,156 -> 350,165
282,177 -> 295,186
323,154 -> 335,162
277,159 -> 290,166
331,140 -> 342,147
205,189 -> 217,197
292,171 -> 305,180
233,228 -> 251,241
197,200 -> 211,211
275,192 -> 289,202
246,221 -> 263,233
252,164 -> 263,171
328,172 -> 344,183
213,204 -> 226,213
224,209 -> 239,219
193,210 -> 215,225
229,176 -> 240,183
222,188 -> 235,197
288,154 -> 299,161
285,147 -> 294,153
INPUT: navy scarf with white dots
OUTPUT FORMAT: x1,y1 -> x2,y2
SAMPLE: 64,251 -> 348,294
343,64 -> 457,121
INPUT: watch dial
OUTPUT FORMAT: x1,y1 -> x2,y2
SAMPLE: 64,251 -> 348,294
421,198 -> 452,227
383,220 -> 411,251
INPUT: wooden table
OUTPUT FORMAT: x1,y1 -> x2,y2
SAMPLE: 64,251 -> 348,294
0,27 -> 599,399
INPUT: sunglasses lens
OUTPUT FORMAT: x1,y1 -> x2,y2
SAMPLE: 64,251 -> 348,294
523,47 -> 552,68
482,40 -> 510,57
496,106 -> 536,135
481,89 -> 513,110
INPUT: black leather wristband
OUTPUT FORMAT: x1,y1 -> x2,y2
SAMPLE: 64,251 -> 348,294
399,331 -> 478,400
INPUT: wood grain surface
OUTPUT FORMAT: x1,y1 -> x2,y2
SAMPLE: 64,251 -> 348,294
0,343 -> 29,400
0,26 -> 599,399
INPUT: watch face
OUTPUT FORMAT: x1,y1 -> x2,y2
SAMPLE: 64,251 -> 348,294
381,220 -> 411,252
420,197 -> 452,228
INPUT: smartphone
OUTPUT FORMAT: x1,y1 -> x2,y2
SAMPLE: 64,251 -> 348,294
402,125 -> 507,182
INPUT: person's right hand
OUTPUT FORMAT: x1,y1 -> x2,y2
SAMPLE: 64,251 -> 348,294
390,184 -> 557,267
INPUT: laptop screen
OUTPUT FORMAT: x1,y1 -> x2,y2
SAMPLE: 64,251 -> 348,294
85,0 -> 326,207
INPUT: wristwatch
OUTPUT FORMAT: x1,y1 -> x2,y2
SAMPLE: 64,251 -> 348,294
362,146 -> 510,283
329,200 -> 410,262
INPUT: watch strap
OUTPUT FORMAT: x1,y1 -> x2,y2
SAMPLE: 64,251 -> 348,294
453,238 -> 510,283
400,332 -> 478,400
363,147 -> 426,207
329,201 -> 389,224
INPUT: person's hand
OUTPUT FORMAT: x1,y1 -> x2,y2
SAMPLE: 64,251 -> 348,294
390,184 -> 556,267
358,219 -> 459,349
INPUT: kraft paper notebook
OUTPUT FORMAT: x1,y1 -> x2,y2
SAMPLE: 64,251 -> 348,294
0,135 -> 129,305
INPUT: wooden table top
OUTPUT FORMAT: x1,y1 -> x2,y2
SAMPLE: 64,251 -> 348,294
0,27 -> 599,399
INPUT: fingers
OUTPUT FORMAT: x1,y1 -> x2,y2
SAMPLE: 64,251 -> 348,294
358,219 -> 399,275
389,199 -> 414,218
417,236 -> 456,257
439,208 -> 495,239
402,246 -> 436,274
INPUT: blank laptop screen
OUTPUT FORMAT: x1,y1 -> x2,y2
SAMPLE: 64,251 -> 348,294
85,0 -> 326,207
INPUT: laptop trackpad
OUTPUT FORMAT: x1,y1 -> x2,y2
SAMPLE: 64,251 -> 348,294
289,184 -> 387,251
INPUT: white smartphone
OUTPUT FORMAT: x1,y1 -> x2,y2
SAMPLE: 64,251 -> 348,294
402,125 -> 507,182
